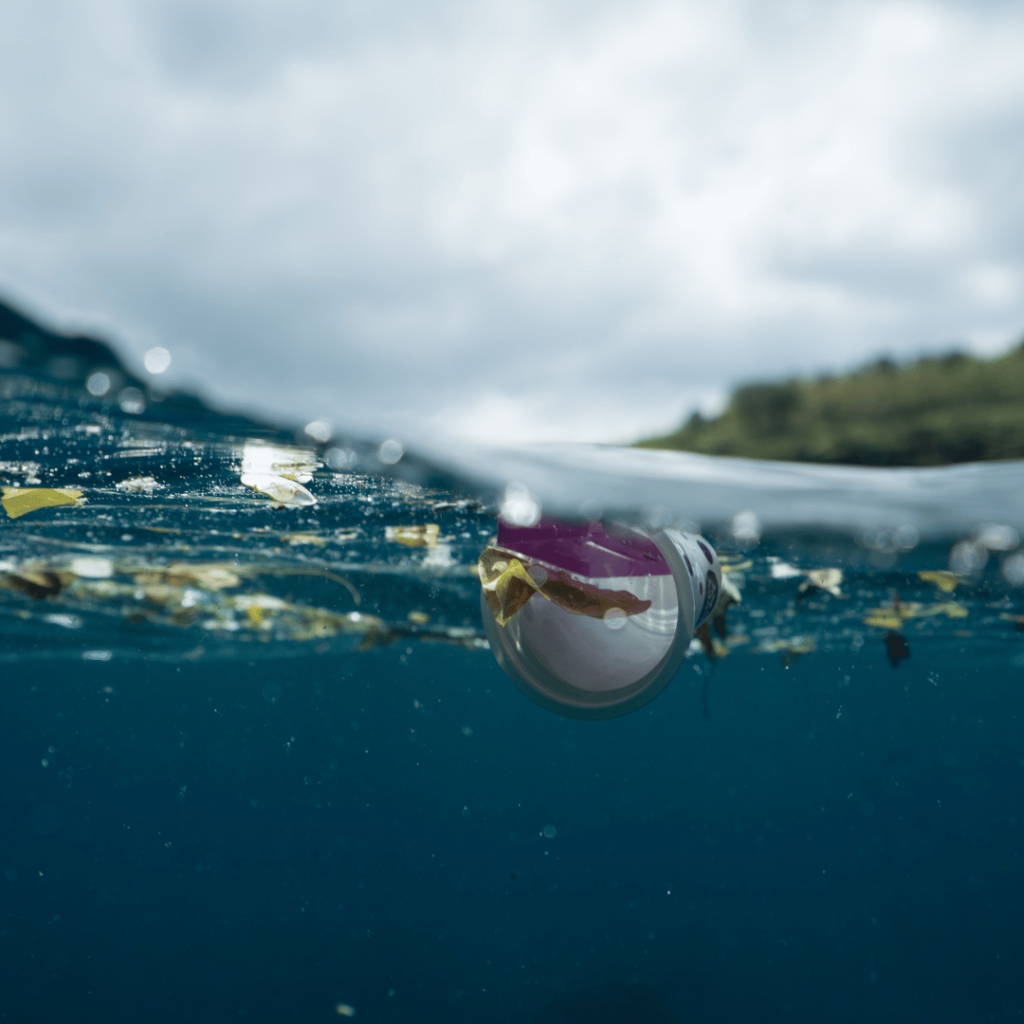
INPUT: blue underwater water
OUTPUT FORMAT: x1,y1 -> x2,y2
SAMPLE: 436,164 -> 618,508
2,304 -> 1024,1022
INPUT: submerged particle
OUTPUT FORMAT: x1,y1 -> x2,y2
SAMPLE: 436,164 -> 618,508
885,632 -> 910,668
334,1004 -> 356,1017
542,824 -> 557,839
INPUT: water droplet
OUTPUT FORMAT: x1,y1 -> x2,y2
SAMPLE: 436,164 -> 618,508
378,439 -> 404,465
144,347 -> 172,374
86,372 -> 111,396
603,607 -> 627,630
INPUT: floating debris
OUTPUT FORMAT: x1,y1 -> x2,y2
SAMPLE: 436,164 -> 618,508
477,546 -> 651,627
70,556 -> 113,579
918,570 -> 960,593
755,636 -> 817,660
115,476 -> 163,494
281,532 -> 327,547
863,599 -> 967,629
885,631 -> 911,667
768,559 -> 803,580
386,524 -> 440,547
242,474 -> 317,507
798,568 -> 844,599
2,486 -> 84,519
135,564 -> 242,591
239,442 -> 318,507
695,622 -> 728,661
1,567 -> 66,600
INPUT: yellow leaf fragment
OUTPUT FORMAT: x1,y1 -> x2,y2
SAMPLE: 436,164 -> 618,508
2,487 -> 84,519
864,611 -> 905,630
721,558 -> 753,574
281,532 -> 326,546
864,598 -> 967,629
479,555 -> 542,626
918,570 -> 960,594
386,524 -> 440,547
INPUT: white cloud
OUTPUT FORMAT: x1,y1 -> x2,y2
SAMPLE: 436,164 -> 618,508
1,0 -> 1023,445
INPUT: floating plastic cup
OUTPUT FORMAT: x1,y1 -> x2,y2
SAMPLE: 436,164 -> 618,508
479,518 -> 722,720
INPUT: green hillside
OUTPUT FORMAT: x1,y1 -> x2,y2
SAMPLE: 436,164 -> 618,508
636,342 -> 1024,466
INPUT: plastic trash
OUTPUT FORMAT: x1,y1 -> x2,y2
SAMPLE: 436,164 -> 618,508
480,517 -> 722,719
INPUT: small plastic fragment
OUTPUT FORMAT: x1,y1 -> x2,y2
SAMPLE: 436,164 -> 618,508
241,474 -> 317,507
798,568 -> 844,598
2,487 -> 84,519
239,442 -> 319,507
115,476 -> 163,494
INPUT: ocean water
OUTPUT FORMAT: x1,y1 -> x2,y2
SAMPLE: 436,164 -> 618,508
2,308 -> 1024,1023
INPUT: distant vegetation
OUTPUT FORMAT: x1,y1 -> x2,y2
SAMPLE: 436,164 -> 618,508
636,341 -> 1024,466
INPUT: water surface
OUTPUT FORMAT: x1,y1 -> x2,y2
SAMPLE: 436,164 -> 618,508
1,316 -> 1022,1023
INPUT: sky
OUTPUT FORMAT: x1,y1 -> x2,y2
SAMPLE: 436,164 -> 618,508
1,0 -> 1023,447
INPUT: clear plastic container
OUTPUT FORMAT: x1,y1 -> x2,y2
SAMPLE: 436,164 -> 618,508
480,518 -> 722,719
